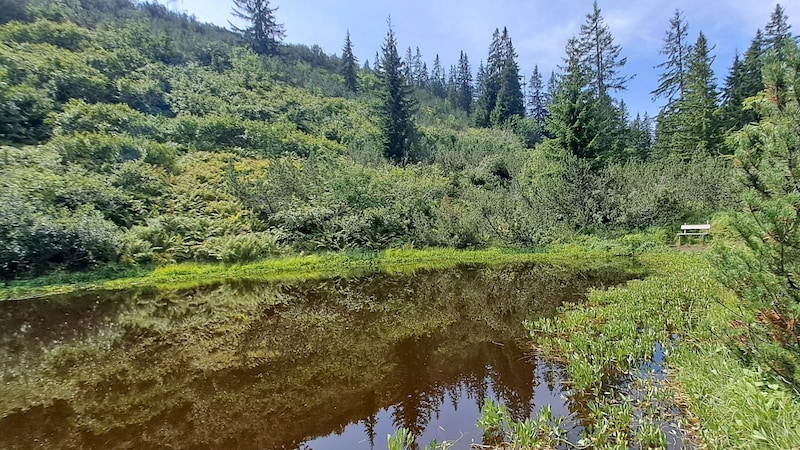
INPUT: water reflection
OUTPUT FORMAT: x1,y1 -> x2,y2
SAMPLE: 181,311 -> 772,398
0,262 -> 635,449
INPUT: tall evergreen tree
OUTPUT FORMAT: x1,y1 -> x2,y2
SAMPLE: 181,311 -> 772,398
474,29 -> 503,127
490,31 -> 525,126
578,1 -> 630,98
652,9 -> 691,106
628,112 -> 654,160
475,27 -> 524,127
404,47 -> 414,83
229,0 -> 285,56
341,29 -> 358,92
528,65 -> 548,129
454,51 -> 473,114
547,38 -> 594,158
719,31 -> 765,133
430,55 -> 445,97
673,32 -> 721,156
412,47 -> 425,86
377,19 -> 417,164
764,3 -> 793,58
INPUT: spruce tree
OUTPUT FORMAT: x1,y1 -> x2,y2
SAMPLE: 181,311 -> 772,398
578,1 -> 630,98
430,55 -> 445,97
455,51 -> 473,114
528,65 -> 548,130
547,38 -> 594,158
341,30 -> 358,93
490,31 -> 525,126
404,47 -> 414,83
475,27 -> 524,127
673,32 -> 721,156
230,0 -> 285,56
764,4 -> 793,58
474,29 -> 503,127
652,9 -> 691,106
412,47 -> 425,86
377,19 -> 417,164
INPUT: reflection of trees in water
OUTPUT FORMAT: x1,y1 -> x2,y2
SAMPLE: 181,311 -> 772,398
0,263 -> 634,449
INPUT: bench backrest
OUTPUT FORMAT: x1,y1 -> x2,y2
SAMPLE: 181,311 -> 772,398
681,224 -> 711,231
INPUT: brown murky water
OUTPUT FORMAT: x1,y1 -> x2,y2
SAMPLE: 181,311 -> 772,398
0,263 -> 635,449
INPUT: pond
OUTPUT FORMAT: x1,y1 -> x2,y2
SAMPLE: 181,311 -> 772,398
0,262 -> 637,449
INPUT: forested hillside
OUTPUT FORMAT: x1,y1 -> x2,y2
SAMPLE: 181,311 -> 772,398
1,0 -> 792,279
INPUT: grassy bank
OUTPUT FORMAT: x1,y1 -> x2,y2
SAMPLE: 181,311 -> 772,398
470,249 -> 800,449
0,238 -> 655,301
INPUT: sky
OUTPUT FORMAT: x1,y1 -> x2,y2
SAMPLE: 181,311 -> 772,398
160,0 -> 798,118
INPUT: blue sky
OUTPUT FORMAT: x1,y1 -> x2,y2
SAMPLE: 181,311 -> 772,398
162,1 -> 797,117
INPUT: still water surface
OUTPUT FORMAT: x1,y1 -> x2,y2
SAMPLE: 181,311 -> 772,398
0,263 -> 633,449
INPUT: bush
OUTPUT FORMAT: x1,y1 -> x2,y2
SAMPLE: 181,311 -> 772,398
199,231 -> 284,263
0,201 -> 121,278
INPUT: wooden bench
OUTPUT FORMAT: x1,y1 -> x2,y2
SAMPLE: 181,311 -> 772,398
677,223 -> 711,244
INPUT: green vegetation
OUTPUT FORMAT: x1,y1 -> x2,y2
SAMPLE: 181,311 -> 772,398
0,245 -> 648,300
2,0 -> 800,448
0,0 -> 738,282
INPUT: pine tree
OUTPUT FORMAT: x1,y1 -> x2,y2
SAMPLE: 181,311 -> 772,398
475,27 -> 524,127
764,3 -> 793,58
404,47 -> 414,84
455,51 -> 473,114
412,47 -> 425,86
673,32 -> 721,156
652,9 -> 691,106
341,29 -> 358,92
578,1 -> 630,98
230,0 -> 285,56
628,112 -> 654,160
377,19 -> 417,164
430,55 -> 445,97
717,40 -> 800,388
547,38 -> 594,158
474,29 -> 503,127
528,65 -> 548,129
490,30 -> 525,126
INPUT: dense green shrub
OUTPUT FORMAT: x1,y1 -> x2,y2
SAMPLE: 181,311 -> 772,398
49,99 -> 163,137
0,200 -> 120,278
48,132 -> 177,171
0,19 -> 93,51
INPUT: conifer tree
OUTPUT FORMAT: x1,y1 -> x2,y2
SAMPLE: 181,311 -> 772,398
528,65 -> 548,130
430,55 -> 445,97
341,29 -> 358,92
652,9 -> 691,106
474,29 -> 503,127
377,19 -> 417,164
404,47 -> 414,83
672,32 -> 721,156
230,0 -> 285,56
717,40 -> 800,388
764,3 -> 793,58
490,32 -> 525,126
475,28 -> 524,127
628,112 -> 654,160
547,38 -> 594,158
578,1 -> 630,98
455,51 -> 473,114
412,47 -> 425,86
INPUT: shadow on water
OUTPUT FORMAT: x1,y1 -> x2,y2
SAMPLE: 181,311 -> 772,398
0,262 -> 638,449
